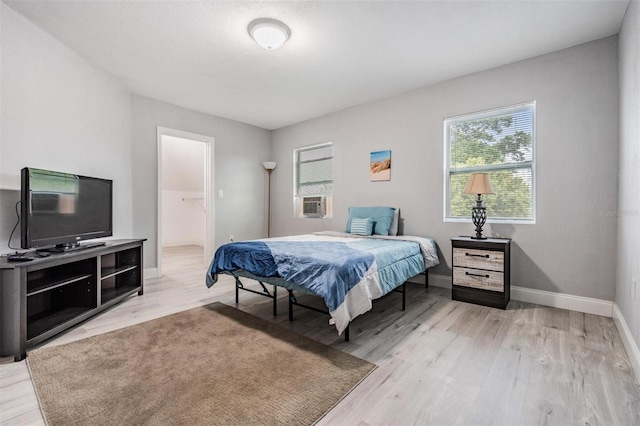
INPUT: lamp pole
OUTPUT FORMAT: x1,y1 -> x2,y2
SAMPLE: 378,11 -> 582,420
266,168 -> 272,238
262,162 -> 277,237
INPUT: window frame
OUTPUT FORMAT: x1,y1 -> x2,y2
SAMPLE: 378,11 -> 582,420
293,141 -> 334,218
443,102 -> 536,224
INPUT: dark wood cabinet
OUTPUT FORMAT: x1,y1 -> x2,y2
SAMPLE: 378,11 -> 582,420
1,239 -> 144,361
451,237 -> 510,309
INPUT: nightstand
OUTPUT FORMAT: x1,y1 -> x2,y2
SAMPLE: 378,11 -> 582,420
451,237 -> 510,309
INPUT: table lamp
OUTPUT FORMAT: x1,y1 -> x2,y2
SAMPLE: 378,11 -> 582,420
463,173 -> 495,239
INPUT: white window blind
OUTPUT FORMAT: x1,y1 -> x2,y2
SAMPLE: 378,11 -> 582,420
296,143 -> 333,196
445,102 -> 535,222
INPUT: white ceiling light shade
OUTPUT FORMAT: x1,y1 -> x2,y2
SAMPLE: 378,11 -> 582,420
248,18 -> 291,50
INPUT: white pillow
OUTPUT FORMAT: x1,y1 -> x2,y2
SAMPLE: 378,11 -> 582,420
350,217 -> 374,236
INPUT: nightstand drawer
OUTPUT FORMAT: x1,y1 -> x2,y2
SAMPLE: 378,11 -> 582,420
453,247 -> 504,272
453,267 -> 504,292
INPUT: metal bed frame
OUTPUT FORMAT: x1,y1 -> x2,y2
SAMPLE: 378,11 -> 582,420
231,269 -> 430,341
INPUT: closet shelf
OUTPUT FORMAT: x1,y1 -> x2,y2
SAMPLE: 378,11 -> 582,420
181,197 -> 205,211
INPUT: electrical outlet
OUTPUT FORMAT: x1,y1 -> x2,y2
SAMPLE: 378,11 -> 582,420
229,235 -> 234,242
632,277 -> 637,301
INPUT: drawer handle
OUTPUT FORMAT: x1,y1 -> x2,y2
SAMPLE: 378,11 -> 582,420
466,272 -> 490,278
465,253 -> 490,258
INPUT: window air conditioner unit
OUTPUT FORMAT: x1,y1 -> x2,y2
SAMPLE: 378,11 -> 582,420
302,196 -> 325,217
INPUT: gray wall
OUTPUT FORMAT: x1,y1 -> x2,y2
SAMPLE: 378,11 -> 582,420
131,95 -> 271,269
616,1 -> 640,350
0,4 -> 133,252
271,36 -> 619,301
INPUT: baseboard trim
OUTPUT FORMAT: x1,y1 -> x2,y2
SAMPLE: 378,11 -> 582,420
511,286 -> 613,317
613,303 -> 640,383
411,274 -> 613,317
162,243 -> 205,248
144,268 -> 159,279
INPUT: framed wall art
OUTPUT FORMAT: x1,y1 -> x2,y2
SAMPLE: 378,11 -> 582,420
370,150 -> 391,181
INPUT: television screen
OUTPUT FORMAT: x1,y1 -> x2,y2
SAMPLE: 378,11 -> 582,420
21,167 -> 113,250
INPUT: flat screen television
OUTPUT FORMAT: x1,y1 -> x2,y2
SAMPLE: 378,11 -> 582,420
21,167 -> 113,251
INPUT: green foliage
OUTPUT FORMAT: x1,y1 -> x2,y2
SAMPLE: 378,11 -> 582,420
450,171 -> 532,218
448,114 -> 533,219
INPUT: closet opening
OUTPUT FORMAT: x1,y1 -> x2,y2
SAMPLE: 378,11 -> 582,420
157,127 -> 214,277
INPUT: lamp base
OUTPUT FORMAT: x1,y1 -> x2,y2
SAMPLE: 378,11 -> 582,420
471,205 -> 487,240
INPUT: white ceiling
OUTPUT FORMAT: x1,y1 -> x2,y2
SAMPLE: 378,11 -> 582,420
5,0 -> 630,130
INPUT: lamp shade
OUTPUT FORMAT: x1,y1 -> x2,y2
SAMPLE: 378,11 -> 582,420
463,173 -> 495,195
248,18 -> 290,50
262,161 -> 277,170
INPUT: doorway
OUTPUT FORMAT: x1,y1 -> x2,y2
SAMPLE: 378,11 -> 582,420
157,127 -> 214,277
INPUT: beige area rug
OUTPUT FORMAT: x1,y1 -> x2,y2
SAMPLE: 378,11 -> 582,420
27,303 -> 376,426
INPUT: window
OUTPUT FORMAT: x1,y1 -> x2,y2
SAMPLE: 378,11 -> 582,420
445,102 -> 535,222
294,142 -> 333,217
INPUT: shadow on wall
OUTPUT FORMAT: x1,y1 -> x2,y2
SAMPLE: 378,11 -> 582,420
430,240 -> 451,276
0,189 -> 22,253
492,223 -> 557,292
490,223 -> 515,239
399,216 -> 451,276
511,242 -> 558,292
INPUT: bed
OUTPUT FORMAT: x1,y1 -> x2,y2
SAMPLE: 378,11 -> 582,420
206,230 -> 439,339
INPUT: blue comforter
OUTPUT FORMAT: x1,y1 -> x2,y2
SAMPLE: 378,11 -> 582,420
206,232 -> 439,333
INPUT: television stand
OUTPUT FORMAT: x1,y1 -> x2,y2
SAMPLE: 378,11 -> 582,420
37,241 -> 107,254
0,239 -> 145,361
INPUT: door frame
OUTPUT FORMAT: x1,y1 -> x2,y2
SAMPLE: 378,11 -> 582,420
157,127 -> 215,277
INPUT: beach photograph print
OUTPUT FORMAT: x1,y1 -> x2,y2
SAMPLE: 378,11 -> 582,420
370,150 -> 391,181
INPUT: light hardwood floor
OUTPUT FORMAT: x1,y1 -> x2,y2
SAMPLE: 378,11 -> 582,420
1,245 -> 639,425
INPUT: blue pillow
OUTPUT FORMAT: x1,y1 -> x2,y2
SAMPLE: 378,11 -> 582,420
346,206 -> 396,236
349,217 -> 374,236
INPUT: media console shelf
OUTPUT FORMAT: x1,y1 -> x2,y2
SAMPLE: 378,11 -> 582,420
1,239 -> 144,361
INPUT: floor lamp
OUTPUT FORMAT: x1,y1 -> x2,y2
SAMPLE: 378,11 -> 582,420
262,161 -> 277,237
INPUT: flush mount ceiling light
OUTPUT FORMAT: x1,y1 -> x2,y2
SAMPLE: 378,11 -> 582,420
248,18 -> 291,50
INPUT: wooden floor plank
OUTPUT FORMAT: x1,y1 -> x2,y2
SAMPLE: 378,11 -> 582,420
571,343 -> 640,425
518,364 -> 574,425
467,346 -> 535,425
